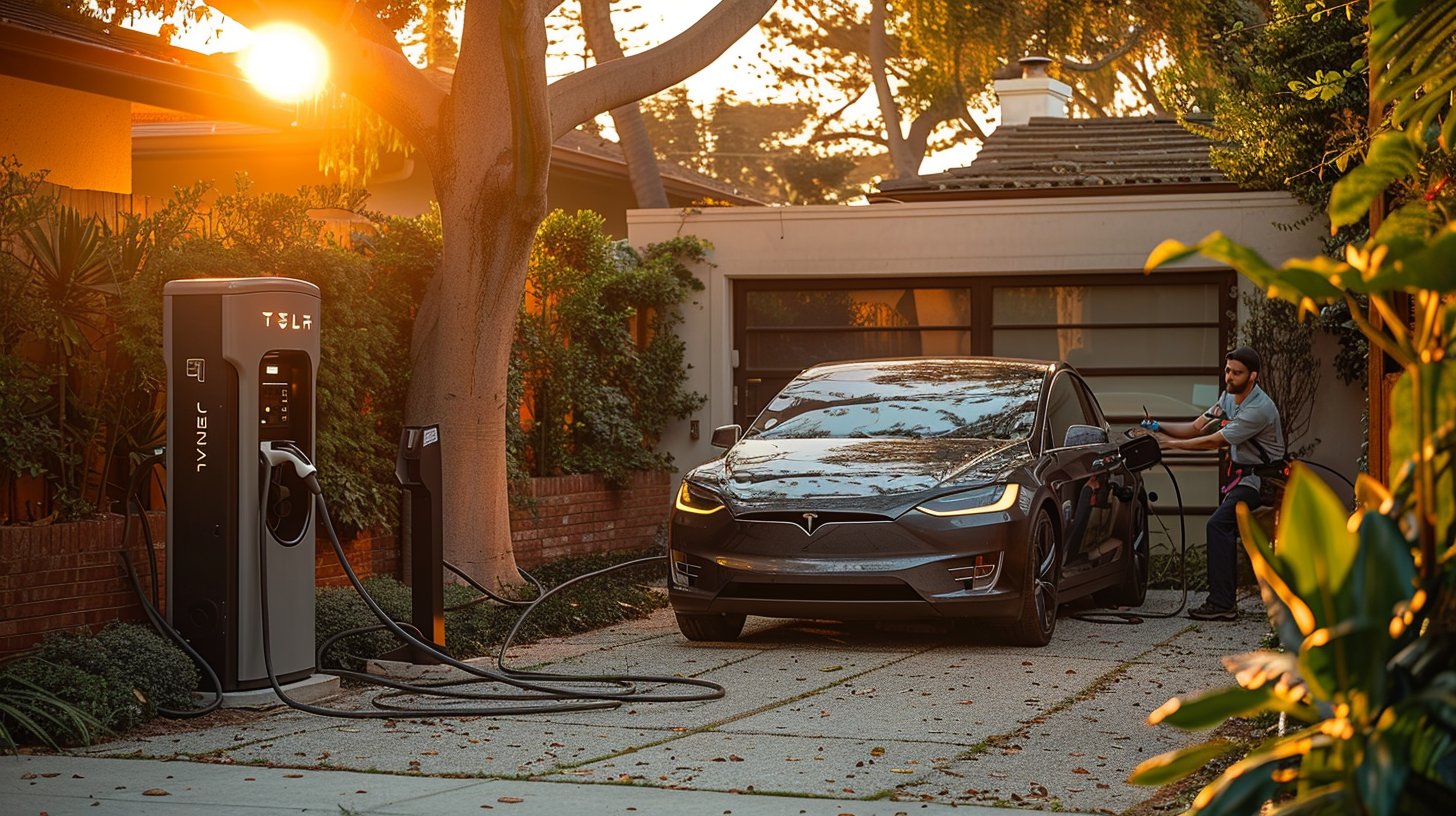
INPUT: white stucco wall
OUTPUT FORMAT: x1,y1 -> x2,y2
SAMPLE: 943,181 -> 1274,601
629,191 -> 1362,507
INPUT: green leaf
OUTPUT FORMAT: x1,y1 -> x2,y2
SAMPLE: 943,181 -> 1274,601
1266,783 -> 1358,815
1347,512 -> 1417,633
1271,466 -> 1359,628
1193,752 -> 1285,816
1388,360 -> 1456,540
1150,684 -> 1278,731
1144,238 -> 1203,271
1358,729 -> 1413,816
1298,617 -> 1389,706
1329,133 -> 1422,228
1128,738 -> 1239,786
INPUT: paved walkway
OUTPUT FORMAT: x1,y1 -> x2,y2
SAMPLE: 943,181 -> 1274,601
4,590 -> 1268,815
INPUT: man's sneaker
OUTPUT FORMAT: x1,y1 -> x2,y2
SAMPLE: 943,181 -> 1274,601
1188,603 -> 1238,621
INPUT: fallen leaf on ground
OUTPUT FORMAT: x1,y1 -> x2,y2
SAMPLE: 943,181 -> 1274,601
142,789 -> 169,796
1073,767 -> 1090,774
497,795 -> 524,803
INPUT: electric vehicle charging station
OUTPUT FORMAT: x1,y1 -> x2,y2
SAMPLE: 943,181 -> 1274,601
388,424 -> 446,663
163,277 -> 320,692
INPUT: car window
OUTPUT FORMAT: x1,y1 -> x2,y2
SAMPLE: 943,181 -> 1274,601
1045,374 -> 1093,449
746,361 -> 1043,441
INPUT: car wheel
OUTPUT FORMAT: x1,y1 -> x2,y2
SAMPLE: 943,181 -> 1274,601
1008,507 -> 1059,647
1096,497 -> 1150,608
675,612 -> 746,642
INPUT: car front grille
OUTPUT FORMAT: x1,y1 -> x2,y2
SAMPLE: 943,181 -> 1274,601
735,510 -> 889,533
719,581 -> 921,602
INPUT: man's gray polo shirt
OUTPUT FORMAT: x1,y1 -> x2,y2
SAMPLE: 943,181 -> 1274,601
1205,385 -> 1285,492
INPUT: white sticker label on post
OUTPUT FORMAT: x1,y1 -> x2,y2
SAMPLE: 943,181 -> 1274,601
423,427 -> 439,446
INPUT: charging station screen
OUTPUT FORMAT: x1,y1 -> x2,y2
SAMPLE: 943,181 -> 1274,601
259,351 -> 311,447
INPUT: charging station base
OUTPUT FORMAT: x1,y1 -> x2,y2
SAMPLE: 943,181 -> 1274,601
199,673 -> 341,710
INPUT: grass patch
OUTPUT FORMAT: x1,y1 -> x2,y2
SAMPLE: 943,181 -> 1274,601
316,547 -> 669,670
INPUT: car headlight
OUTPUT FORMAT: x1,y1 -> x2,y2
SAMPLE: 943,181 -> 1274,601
675,481 -> 726,515
915,484 -> 1019,517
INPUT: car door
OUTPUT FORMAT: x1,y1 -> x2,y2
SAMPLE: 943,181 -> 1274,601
1071,377 -> 1129,572
1037,371 -> 1121,582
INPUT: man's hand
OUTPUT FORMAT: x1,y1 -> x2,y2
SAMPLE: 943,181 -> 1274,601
1152,431 -> 1178,451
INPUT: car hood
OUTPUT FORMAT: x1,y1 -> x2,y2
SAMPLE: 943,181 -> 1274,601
693,437 -> 1031,515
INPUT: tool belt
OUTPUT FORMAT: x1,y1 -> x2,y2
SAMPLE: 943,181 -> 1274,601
1223,460 -> 1291,507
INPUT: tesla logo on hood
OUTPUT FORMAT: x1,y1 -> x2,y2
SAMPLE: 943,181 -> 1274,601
802,512 -> 819,533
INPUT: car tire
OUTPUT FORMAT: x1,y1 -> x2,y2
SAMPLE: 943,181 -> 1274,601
1007,507 -> 1059,647
675,612 -> 746,642
1095,497 -> 1150,609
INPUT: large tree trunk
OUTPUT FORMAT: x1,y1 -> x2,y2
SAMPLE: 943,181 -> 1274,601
407,163 -> 547,587
403,0 -> 552,589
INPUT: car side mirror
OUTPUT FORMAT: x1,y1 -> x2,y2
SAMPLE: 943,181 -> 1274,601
1063,424 -> 1107,447
1118,433 -> 1161,472
710,424 -> 741,449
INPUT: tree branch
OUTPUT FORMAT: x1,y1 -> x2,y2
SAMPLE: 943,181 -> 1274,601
547,0 -> 776,140
809,130 -> 889,147
581,0 -> 668,208
869,0 -> 915,177
1059,27 -> 1142,73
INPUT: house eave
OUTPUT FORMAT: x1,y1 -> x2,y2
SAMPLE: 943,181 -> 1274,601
0,18 -> 293,128
867,181 -> 1244,204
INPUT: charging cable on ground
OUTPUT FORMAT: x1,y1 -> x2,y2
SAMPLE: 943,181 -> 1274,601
255,442 -> 726,720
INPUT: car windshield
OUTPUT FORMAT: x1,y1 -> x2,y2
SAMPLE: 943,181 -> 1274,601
746,361 -> 1044,441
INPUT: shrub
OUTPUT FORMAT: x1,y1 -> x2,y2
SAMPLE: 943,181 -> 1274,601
0,670 -> 105,751
2,655 -> 141,734
93,623 -> 200,712
0,622 -> 202,739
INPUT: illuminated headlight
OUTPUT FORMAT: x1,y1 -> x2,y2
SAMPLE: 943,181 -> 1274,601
675,481 -> 725,515
915,484 -> 1019,517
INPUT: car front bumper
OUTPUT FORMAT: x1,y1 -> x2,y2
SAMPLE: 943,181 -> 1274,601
667,504 -> 1032,622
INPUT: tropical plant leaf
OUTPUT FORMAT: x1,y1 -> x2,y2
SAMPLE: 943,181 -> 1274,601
1239,491 -> 1316,639
1266,783 -> 1358,815
1270,466 -> 1359,627
1373,0 -> 1456,147
1144,238 -> 1203,271
1330,132 -> 1422,228
1298,618 -> 1390,706
1222,650 -> 1311,714
1149,684 -> 1279,731
1387,361 -> 1456,538
1127,738 -> 1239,786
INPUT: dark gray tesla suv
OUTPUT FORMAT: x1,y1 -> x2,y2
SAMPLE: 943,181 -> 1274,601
667,357 -> 1161,646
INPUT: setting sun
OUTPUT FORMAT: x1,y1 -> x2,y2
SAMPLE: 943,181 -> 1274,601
239,22 -> 329,103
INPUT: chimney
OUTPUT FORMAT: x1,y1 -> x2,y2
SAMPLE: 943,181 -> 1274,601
993,56 -> 1071,127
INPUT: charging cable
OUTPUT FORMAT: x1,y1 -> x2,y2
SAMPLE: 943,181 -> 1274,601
254,443 -> 726,719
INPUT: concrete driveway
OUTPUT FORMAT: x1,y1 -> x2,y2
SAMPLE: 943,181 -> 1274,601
10,590 -> 1268,815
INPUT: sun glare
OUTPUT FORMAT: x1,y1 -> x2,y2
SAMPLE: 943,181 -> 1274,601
239,23 -> 329,103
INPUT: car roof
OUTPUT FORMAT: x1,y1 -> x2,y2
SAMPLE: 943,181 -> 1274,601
799,357 -> 1059,378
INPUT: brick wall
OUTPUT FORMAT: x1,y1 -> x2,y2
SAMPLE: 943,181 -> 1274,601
510,469 -> 672,568
0,513 -> 165,656
0,470 -> 672,655
0,515 -> 397,656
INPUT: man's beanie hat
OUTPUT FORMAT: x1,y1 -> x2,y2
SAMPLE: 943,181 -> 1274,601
1226,346 -> 1262,373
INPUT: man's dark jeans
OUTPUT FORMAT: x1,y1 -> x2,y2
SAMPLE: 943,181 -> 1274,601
1207,484 -> 1261,610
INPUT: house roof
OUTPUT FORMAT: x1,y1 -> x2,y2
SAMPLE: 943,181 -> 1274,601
872,116 -> 1237,202
0,0 -> 292,127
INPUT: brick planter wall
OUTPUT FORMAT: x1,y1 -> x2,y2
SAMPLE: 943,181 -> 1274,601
509,470 -> 673,568
0,470 -> 671,655
0,515 -> 396,656
0,513 -> 165,656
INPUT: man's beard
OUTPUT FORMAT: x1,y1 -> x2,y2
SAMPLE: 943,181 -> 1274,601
1227,378 -> 1251,396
